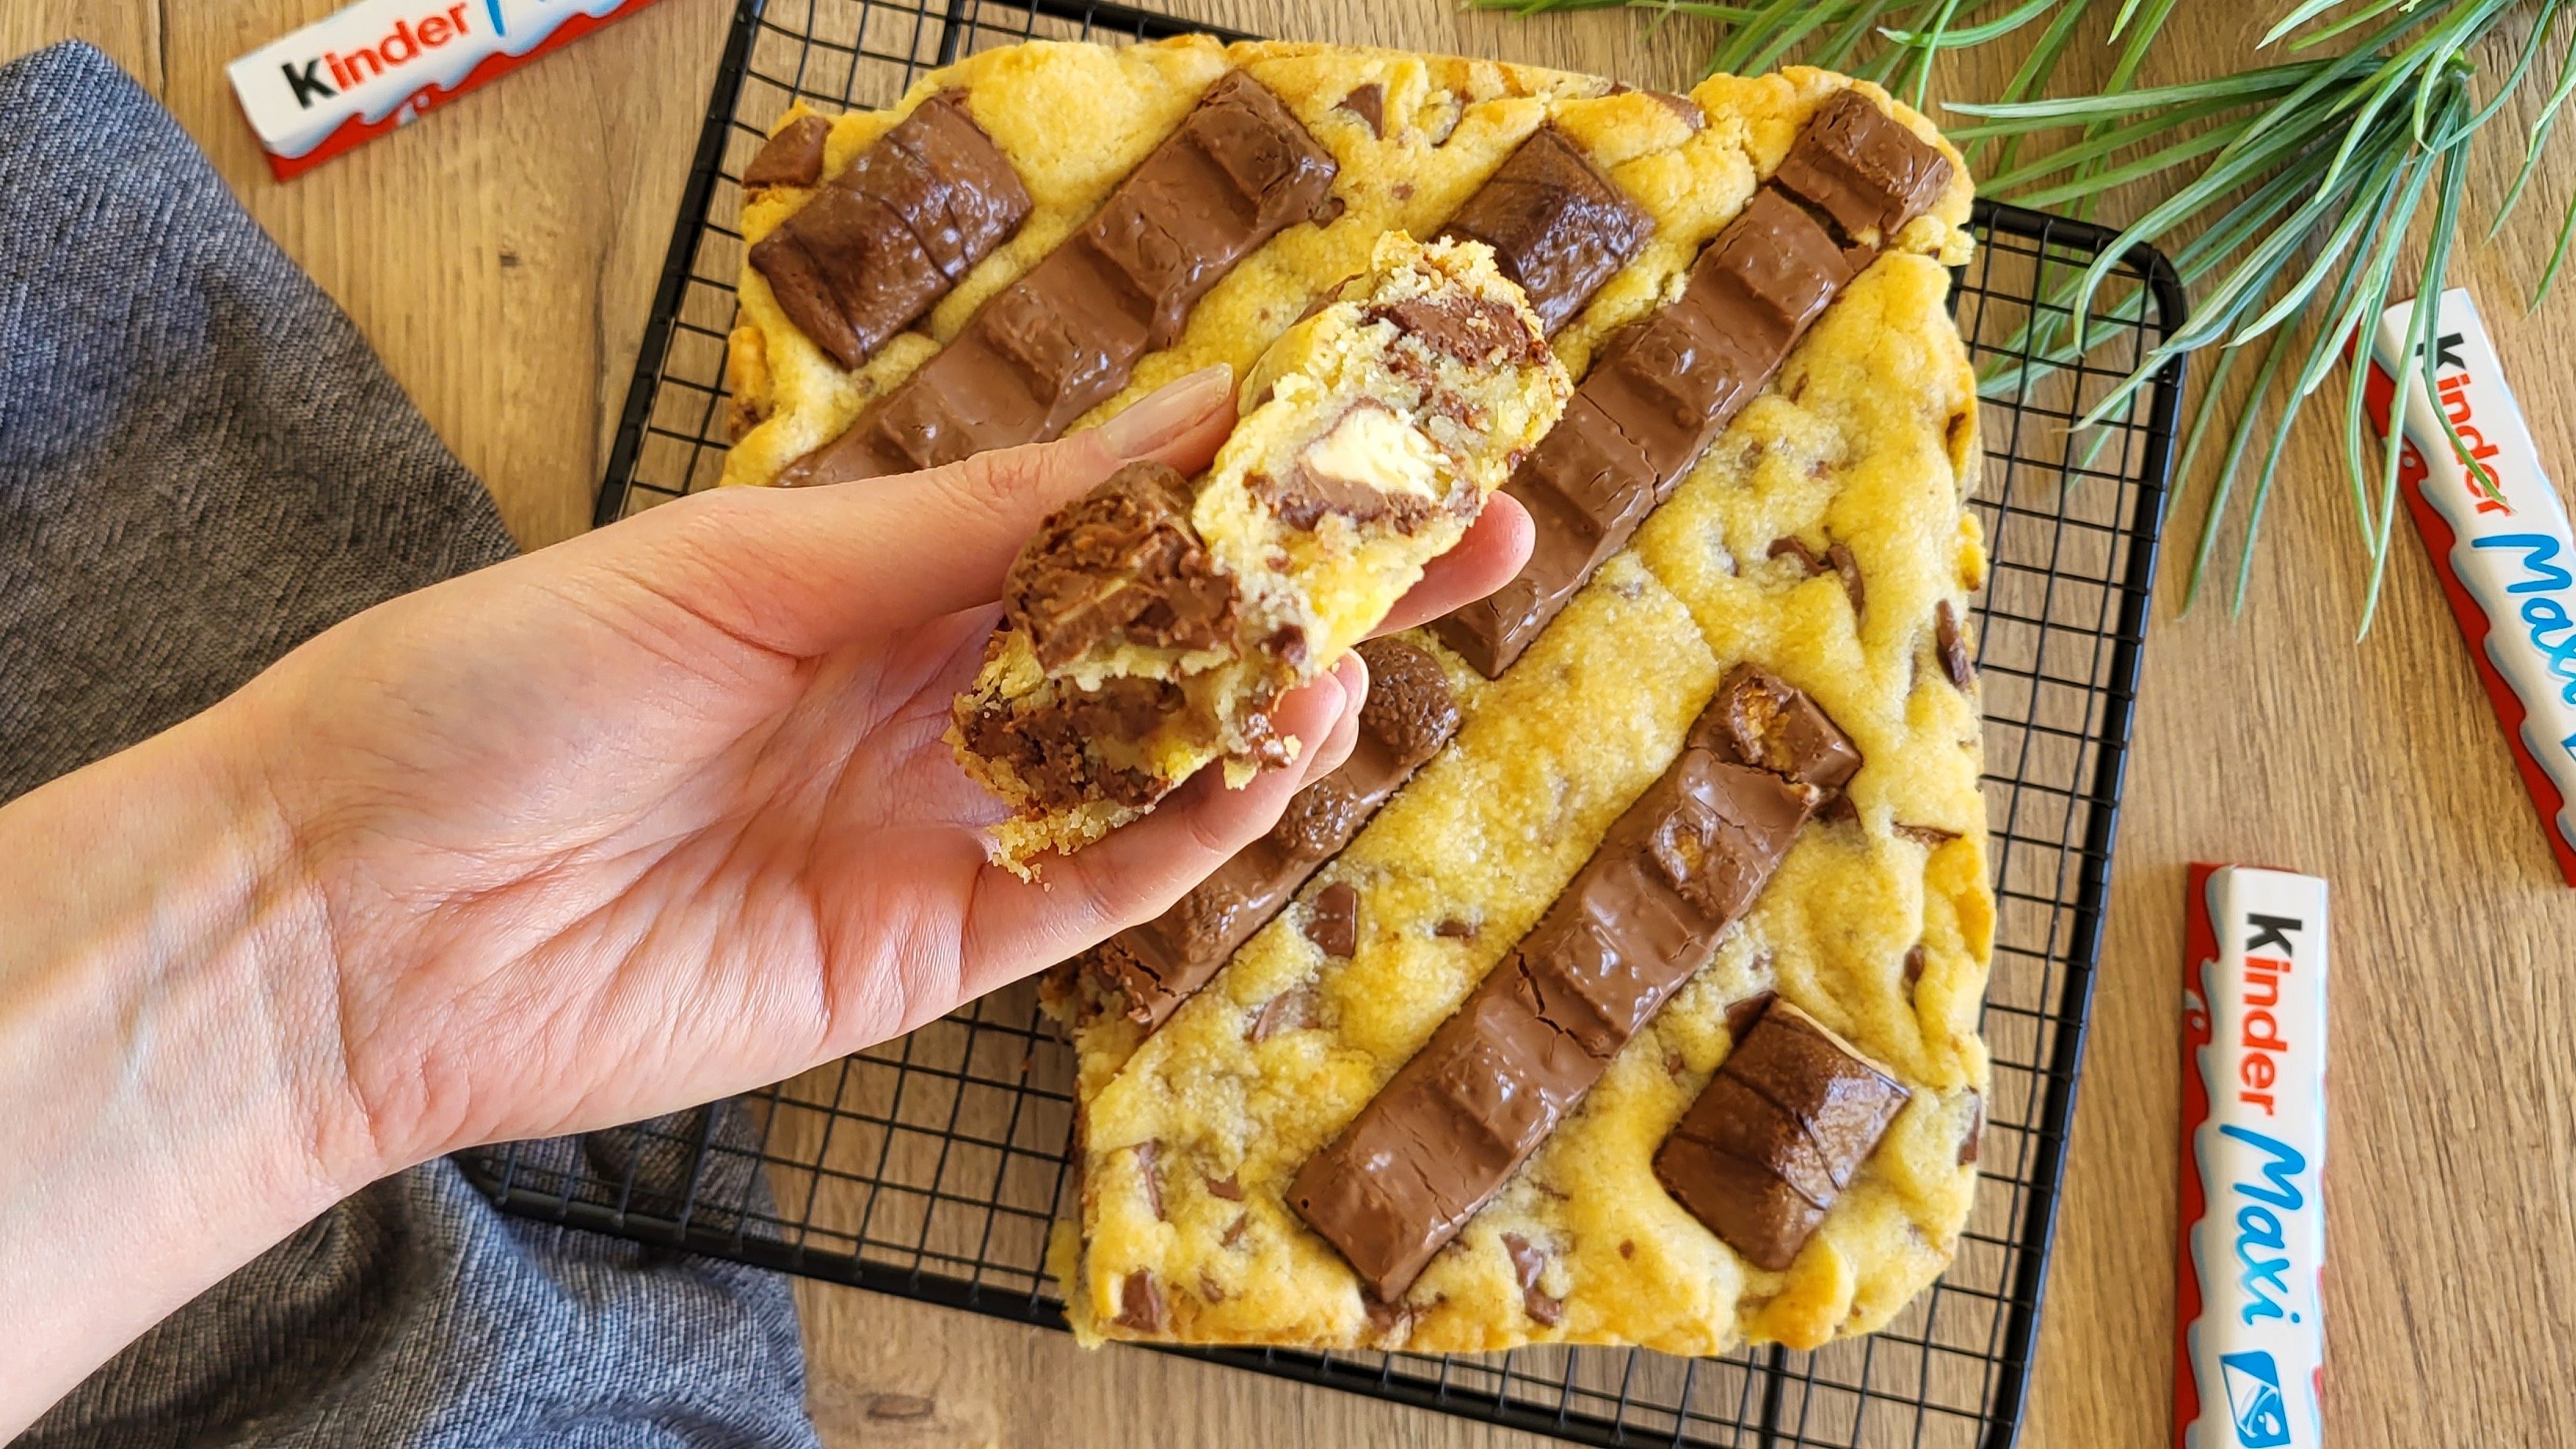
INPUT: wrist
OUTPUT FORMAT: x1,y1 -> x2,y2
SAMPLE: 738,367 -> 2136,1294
0,710 -> 371,1430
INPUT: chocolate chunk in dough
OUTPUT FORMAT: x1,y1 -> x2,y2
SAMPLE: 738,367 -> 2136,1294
1248,982 -> 1320,1043
1437,127 -> 1653,336
1338,82 -> 1386,138
957,676 -> 1175,812
1089,637 -> 1459,1027
1894,822 -> 1961,849
1960,1091 -> 1985,1166
1653,1005 -> 1909,1271
1770,89 -> 1954,245
1303,882 -> 1361,958
1647,90 -> 1706,131
1208,1171 -> 1245,1201
1936,599 -> 1976,687
1433,917 -> 1477,939
1704,663 -> 1862,790
748,91 -> 1030,372
1114,1269 -> 1168,1331
1004,460 -> 1237,669
1287,696 -> 1819,1301
1501,1233 -> 1564,1326
1828,541 -> 1866,618
1133,1139 -> 1165,1221
1902,944 -> 1926,992
781,70 -> 1338,485
743,113 -> 831,189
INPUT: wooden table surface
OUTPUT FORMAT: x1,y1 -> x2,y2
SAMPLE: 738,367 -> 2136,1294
13,0 -> 2574,1444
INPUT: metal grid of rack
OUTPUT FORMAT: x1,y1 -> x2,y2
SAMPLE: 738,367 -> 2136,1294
468,2 -> 2187,1444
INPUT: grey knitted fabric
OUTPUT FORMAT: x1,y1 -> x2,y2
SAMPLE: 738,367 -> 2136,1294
2,41 -> 819,1449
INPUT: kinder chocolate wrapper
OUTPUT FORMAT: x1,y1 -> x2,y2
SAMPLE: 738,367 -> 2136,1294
2175,865 -> 2327,1449
227,0 -> 663,181
2364,289 -> 2576,887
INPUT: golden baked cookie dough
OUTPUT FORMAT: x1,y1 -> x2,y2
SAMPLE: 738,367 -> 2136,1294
719,37 -> 1984,1356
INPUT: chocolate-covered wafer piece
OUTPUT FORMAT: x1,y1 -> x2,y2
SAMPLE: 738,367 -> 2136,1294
781,70 -> 1338,486
1287,715 -> 1819,1301
1437,128 -> 1651,336
1436,93 -> 1949,678
748,91 -> 1031,372
1771,89 -> 1953,245
1653,1004 -> 1908,1271
1090,637 -> 1460,1027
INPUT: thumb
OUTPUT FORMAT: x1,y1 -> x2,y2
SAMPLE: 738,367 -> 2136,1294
582,365 -> 1237,658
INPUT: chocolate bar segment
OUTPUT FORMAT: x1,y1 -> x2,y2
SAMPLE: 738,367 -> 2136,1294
1706,663 -> 1862,790
1652,1002 -> 1909,1271
1090,637 -> 1460,1028
780,71 -> 1338,486
748,91 -> 1031,372
1433,191 -> 1849,677
1287,718 -> 1819,1300
1437,128 -> 1652,336
1434,94 -> 1950,678
742,113 -> 831,189
1770,89 -> 1954,245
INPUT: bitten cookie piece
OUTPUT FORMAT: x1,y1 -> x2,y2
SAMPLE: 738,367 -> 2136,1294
951,231 -> 1571,870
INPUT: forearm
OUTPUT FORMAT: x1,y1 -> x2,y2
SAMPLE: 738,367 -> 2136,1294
0,710 -> 369,1435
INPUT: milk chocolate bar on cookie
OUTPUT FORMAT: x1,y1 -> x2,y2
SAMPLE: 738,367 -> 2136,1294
950,231 -> 1568,869
720,39 -> 1990,1360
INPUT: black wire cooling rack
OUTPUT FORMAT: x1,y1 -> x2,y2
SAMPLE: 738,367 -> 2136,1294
464,2 -> 2189,1444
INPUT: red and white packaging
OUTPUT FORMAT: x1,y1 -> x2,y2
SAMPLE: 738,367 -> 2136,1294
2364,289 -> 2576,887
2175,865 -> 2327,1449
227,0 -> 663,181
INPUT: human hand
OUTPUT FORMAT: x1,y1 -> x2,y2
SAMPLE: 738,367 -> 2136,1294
198,365 -> 1532,1184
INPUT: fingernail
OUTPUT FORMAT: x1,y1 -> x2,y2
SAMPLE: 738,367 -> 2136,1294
1098,365 -> 1233,459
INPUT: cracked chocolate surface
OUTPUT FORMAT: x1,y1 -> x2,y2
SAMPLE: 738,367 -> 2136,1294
1652,1003 -> 1909,1271
747,91 -> 1030,372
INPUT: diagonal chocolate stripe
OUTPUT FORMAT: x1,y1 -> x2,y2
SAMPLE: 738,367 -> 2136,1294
1434,93 -> 1953,678
777,70 -> 1339,488
1088,637 -> 1460,1029
1074,133 -> 1646,1033
1652,1000 -> 1909,1271
749,92 -> 1033,372
1286,687 -> 1826,1302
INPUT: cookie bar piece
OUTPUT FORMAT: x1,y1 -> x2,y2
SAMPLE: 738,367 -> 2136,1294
953,232 -> 1569,867
1436,87 -> 1954,678
779,68 -> 1339,487
747,92 -> 1032,372
1653,1001 -> 1909,1270
1088,635 -> 1460,1028
1286,691 -> 1822,1301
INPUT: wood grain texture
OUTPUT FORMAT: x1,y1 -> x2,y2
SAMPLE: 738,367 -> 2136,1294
22,0 -> 2572,1442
